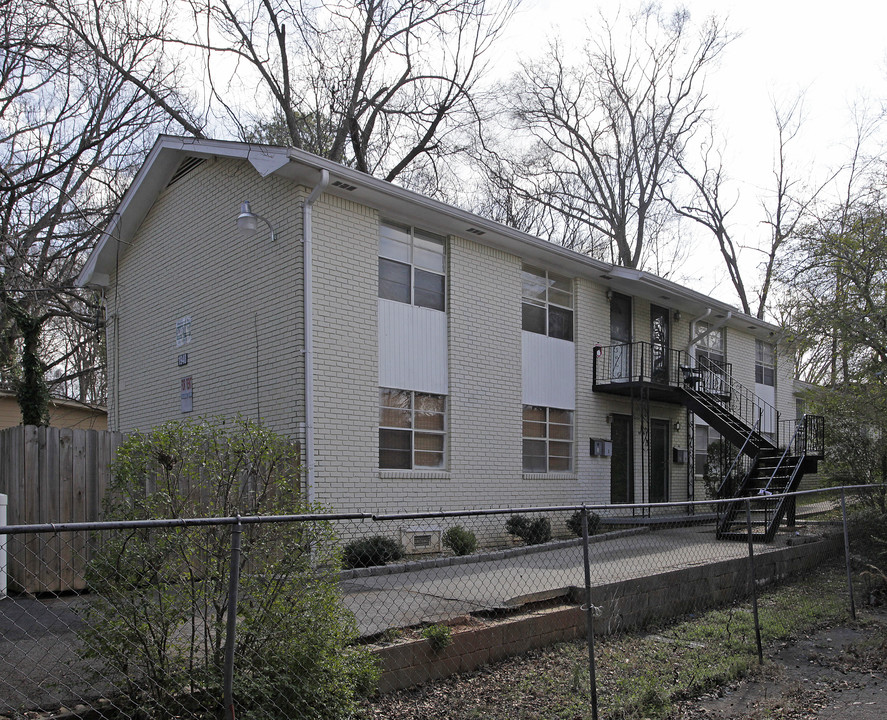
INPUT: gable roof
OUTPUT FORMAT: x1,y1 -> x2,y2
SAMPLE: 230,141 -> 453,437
78,135 -> 780,339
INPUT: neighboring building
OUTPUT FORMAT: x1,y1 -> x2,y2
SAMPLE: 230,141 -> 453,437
0,390 -> 107,430
77,136 -> 821,525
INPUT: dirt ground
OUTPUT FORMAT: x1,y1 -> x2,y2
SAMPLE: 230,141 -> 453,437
367,610 -> 887,720
673,613 -> 887,720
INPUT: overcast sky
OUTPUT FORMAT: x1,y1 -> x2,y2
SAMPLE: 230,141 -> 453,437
495,0 -> 887,303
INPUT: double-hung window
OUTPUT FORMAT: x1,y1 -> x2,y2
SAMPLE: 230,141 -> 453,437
379,388 -> 446,469
522,405 -> 573,472
521,265 -> 573,341
379,221 -> 446,311
755,340 -> 775,386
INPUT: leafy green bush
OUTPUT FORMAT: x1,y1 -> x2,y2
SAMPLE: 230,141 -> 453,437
80,417 -> 377,720
421,623 -> 452,652
343,535 -> 404,569
566,510 -> 601,537
506,514 -> 551,545
442,525 -> 477,556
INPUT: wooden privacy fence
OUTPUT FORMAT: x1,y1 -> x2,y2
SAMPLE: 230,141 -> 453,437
0,425 -> 124,593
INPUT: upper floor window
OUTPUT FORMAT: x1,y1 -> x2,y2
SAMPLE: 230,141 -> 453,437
379,388 -> 446,469
379,221 -> 446,311
521,265 -> 573,341
696,321 -> 725,368
755,340 -> 775,386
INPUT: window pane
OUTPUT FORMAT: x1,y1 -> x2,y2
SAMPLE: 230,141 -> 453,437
523,405 -> 546,422
549,422 -> 572,440
415,433 -> 444,452
523,420 -> 546,438
413,230 -> 445,273
379,258 -> 411,303
380,222 -> 411,262
415,451 -> 444,468
416,411 -> 444,431
549,440 -> 572,459
521,266 -> 547,301
522,303 -> 546,334
380,407 -> 411,428
522,439 -> 547,472
548,273 -> 572,307
379,429 -> 411,469
548,306 -> 573,341
549,455 -> 572,472
414,269 -> 445,311
380,388 -> 411,410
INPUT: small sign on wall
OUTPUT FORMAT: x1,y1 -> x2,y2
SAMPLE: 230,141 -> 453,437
181,376 -> 193,413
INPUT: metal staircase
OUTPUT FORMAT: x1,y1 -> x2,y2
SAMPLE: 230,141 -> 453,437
592,342 -> 825,541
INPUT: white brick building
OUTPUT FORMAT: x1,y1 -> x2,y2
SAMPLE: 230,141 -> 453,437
78,136 -> 820,519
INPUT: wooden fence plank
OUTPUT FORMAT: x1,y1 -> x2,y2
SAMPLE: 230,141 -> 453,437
71,429 -> 88,590
40,426 -> 60,592
58,428 -> 75,591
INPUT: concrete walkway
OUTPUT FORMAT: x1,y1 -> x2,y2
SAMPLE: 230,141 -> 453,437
341,523 -> 797,636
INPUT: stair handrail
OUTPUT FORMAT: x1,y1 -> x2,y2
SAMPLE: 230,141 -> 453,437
694,354 -> 779,441
762,416 -> 807,494
718,417 -> 761,498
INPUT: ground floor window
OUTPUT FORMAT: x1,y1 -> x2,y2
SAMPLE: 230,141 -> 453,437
379,388 -> 446,469
694,424 -> 722,476
523,405 -> 573,472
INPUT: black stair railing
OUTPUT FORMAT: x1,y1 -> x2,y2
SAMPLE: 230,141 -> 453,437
715,421 -> 761,531
693,354 -> 779,442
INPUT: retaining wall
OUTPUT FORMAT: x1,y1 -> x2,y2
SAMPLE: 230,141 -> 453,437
373,532 -> 843,692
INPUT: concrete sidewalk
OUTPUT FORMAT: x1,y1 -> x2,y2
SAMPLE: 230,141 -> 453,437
341,523 -> 793,636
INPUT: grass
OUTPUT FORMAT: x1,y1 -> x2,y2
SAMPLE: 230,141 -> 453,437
367,562 -> 856,720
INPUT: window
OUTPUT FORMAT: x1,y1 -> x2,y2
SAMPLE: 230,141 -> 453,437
379,221 -> 446,311
694,424 -> 721,476
379,388 -> 446,469
695,321 -> 725,369
755,340 -> 775,386
523,405 -> 573,472
521,265 -> 573,341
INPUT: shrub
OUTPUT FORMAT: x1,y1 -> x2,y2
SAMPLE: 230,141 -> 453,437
343,535 -> 404,569
442,525 -> 477,556
80,417 -> 377,720
506,514 -> 551,545
421,624 -> 452,652
566,510 -> 601,537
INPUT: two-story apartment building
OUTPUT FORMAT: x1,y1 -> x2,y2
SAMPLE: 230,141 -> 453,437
78,136 -> 818,523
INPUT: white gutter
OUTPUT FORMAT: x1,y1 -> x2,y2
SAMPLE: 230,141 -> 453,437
303,169 -> 329,507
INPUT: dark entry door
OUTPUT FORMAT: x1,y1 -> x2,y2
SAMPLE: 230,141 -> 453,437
650,418 -> 669,503
610,414 -> 634,504
650,305 -> 670,383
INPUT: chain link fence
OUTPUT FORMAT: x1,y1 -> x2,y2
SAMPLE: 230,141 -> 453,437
0,485 -> 880,719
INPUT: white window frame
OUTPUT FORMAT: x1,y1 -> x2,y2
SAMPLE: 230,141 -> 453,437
379,221 -> 446,311
522,405 -> 574,473
755,340 -> 775,387
379,388 -> 447,470
521,265 -> 574,342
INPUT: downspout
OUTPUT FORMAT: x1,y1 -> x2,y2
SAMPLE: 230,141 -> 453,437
303,169 -> 329,507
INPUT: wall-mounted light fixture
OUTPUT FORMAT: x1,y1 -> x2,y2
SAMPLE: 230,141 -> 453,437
674,420 -> 682,432
605,413 -> 613,424
605,289 -> 613,301
674,310 -> 682,322
237,201 -> 277,242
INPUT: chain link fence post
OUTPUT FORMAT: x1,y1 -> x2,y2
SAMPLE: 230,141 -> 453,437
580,505 -> 599,720
223,516 -> 243,720
840,488 -> 857,620
745,499 -> 763,664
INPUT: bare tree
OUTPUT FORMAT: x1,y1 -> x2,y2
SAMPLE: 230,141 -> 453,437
479,5 -> 730,268
150,0 -> 519,185
1,0 -> 171,422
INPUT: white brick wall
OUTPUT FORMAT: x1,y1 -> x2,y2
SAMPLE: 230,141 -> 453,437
109,157 -> 305,438
106,153 -> 799,514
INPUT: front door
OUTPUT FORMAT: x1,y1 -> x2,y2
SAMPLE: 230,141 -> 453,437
610,292 -> 632,381
650,418 -> 669,503
611,414 -> 634,503
650,305 -> 670,383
